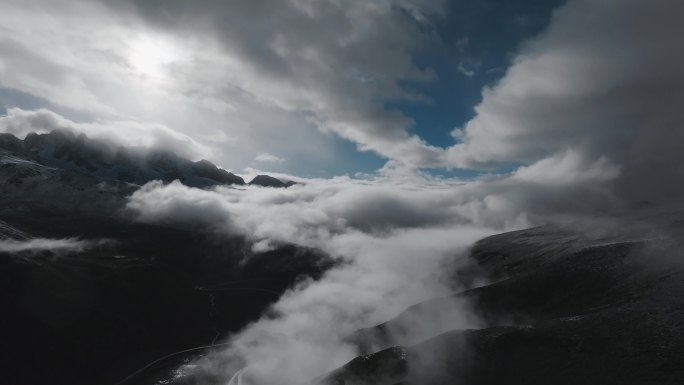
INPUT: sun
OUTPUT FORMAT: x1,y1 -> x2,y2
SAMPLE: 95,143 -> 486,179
129,37 -> 177,79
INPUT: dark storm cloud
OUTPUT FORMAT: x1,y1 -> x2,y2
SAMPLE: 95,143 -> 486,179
97,0 -> 448,167
3,0 -> 420,174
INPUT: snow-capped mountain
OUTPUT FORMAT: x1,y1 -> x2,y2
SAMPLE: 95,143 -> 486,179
1,129 -> 245,188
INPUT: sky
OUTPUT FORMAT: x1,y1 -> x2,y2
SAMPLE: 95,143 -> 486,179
1,0 -> 683,248
2,0 -> 681,201
0,0 -> 566,178
3,0 -> 679,194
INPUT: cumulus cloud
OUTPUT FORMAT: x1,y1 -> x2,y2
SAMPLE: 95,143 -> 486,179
0,0 -> 452,174
0,107 -> 210,160
446,0 -> 684,204
0,0 -> 362,174
2,0 -> 682,187
112,0 -> 451,168
512,150 -> 620,187
85,0 -> 684,187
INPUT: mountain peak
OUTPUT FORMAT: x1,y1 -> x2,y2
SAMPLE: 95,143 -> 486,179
248,174 -> 296,188
0,130 -> 245,188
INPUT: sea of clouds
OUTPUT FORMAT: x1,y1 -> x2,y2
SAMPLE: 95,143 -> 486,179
124,165 -> 626,384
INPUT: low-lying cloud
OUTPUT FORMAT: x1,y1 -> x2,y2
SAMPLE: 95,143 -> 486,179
0,237 -> 102,254
127,178 -> 499,383
124,163 -> 633,383
0,107 -> 210,160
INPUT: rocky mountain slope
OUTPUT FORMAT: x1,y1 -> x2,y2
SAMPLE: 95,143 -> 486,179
0,130 -> 293,218
248,174 -> 296,188
0,130 -> 245,189
0,206 -> 335,385
321,223 -> 684,385
0,130 -> 334,385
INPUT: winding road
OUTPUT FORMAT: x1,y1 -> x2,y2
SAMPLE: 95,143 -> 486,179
227,368 -> 247,385
114,343 -> 231,385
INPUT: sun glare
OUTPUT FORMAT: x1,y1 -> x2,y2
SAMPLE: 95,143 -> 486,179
129,37 -> 177,79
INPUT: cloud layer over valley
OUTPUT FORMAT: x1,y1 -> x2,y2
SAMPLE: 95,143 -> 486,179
122,159 -> 643,383
125,178 -> 500,383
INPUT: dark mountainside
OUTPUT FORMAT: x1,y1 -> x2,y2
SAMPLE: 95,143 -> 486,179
248,174 -> 297,188
320,223 -> 684,385
0,132 -> 335,385
0,218 -> 333,385
1,129 -> 245,188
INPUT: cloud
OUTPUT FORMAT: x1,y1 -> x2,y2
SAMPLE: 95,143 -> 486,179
3,1 -> 682,381
255,152 -> 285,164
512,149 -> 620,187
0,36 -> 114,115
123,157 -> 635,383
457,62 -> 476,78
0,238 -> 102,254
446,0 -> 684,205
126,176 -> 500,383
0,0 -> 454,174
121,138 -> 663,383
98,0 -> 684,186
118,0 -> 684,367
119,2 -> 684,374
127,177 -> 522,245
0,107 -> 210,160
0,0 -> 372,175
3,0 -> 680,188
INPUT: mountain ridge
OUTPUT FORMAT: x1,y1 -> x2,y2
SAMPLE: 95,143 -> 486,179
248,174 -> 297,188
316,224 -> 684,385
0,129 -> 245,188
